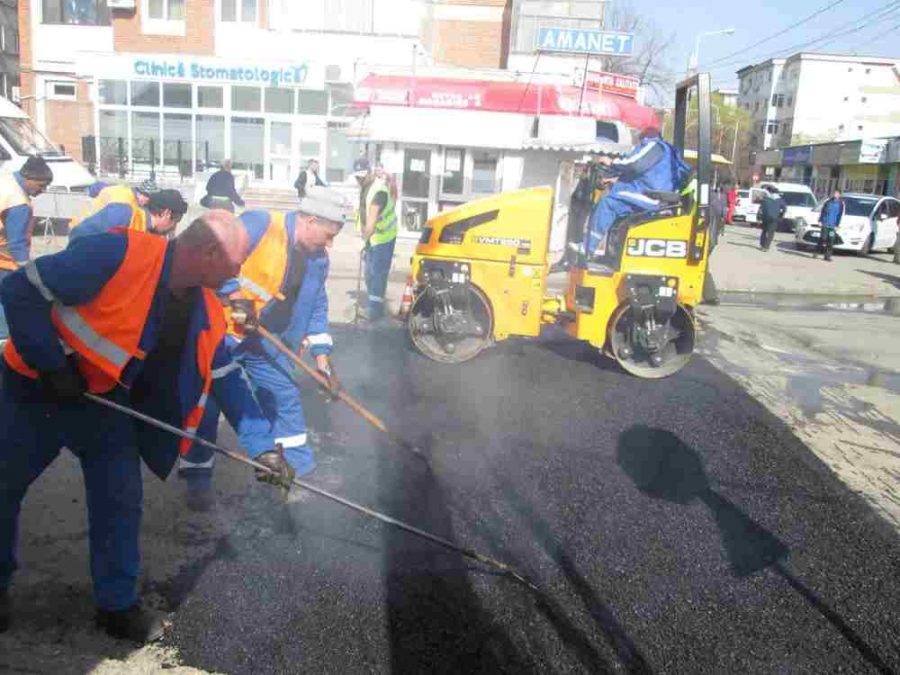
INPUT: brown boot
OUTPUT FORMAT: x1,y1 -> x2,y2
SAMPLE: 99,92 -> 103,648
96,604 -> 168,644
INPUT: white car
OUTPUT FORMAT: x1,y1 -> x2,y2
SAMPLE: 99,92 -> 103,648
760,182 -> 818,232
733,188 -> 763,224
793,194 -> 900,255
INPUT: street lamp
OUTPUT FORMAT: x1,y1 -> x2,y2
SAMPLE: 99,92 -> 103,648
688,28 -> 735,75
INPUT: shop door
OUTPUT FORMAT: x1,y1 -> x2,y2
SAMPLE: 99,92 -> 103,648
268,120 -> 294,185
401,148 -> 431,232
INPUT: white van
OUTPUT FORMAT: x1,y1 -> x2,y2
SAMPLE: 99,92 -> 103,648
759,181 -> 818,232
0,96 -> 95,193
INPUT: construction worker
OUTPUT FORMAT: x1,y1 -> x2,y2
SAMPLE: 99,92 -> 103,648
354,157 -> 397,321
179,186 -> 349,500
0,156 -> 54,343
69,189 -> 188,241
69,178 -> 159,229
0,211 -> 291,644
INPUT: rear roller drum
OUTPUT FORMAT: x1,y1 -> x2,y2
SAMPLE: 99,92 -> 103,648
608,303 -> 695,379
408,285 -> 494,364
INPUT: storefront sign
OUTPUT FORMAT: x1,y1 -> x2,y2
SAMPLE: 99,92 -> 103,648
582,70 -> 640,99
133,58 -> 311,88
859,138 -> 888,164
536,28 -> 634,56
782,145 -> 811,166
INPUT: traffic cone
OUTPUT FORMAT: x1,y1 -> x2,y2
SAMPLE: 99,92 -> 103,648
397,277 -> 414,319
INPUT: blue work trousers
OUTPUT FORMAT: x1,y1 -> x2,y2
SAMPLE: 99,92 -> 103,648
0,363 -> 143,612
180,343 -> 315,483
0,269 -> 13,342
587,193 -> 660,254
365,240 -> 396,320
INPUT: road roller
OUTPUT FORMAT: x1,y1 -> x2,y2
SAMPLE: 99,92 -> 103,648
404,74 -> 714,379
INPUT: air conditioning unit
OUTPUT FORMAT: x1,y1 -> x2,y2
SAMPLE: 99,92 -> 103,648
107,0 -> 136,10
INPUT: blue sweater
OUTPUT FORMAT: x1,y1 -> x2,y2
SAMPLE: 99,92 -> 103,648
69,202 -> 143,241
2,173 -> 35,266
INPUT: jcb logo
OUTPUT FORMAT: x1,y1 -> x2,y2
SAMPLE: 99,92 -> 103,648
627,239 -> 688,259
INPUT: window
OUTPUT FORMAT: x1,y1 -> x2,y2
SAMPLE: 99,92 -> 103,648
163,83 -> 192,109
325,128 -> 350,183
787,96 -> 793,106
848,67 -> 853,73
131,81 -> 160,107
99,80 -> 127,106
231,117 -> 264,179
2,27 -> 19,55
472,150 -> 499,194
866,68 -> 872,75
149,0 -> 185,20
98,110 -> 128,174
269,121 -> 292,155
42,0 -> 110,25
300,141 -> 321,164
299,90 -> 329,115
48,82 -> 77,101
132,111 -> 161,169
231,86 -> 261,112
221,0 -> 257,22
196,115 -> 226,170
442,149 -> 465,195
861,96 -> 867,104
0,118 -> 60,156
265,88 -> 294,114
766,121 -> 779,134
163,113 -> 191,170
839,124 -> 845,131
843,96 -> 849,102
858,125 -> 864,131
198,86 -> 223,109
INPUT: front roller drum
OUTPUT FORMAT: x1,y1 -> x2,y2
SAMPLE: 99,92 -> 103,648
408,285 -> 494,364
607,302 -> 695,379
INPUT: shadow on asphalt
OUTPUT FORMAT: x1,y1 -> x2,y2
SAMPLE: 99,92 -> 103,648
858,269 -> 900,291
616,425 -> 896,675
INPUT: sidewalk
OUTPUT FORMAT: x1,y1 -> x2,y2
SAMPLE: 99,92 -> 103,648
710,224 -> 900,298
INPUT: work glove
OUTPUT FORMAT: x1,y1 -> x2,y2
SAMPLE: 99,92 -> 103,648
229,298 -> 259,332
39,359 -> 87,403
254,444 -> 295,500
317,362 -> 342,401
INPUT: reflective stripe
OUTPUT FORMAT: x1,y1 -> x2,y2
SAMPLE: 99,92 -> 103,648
178,457 -> 216,470
305,333 -> 333,347
60,340 -> 74,355
275,433 -> 308,448
197,393 -> 209,409
185,426 -> 198,435
369,296 -> 385,303
212,361 -> 240,379
239,276 -> 274,302
617,191 -> 661,207
56,305 -> 131,367
25,262 -> 55,303
613,140 -> 658,167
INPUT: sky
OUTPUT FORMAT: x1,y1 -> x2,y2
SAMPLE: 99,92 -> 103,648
623,0 -> 900,91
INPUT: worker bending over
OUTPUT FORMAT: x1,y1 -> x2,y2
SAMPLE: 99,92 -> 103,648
0,211 -> 291,644
354,158 -> 397,322
70,179 -> 159,230
180,186 -> 348,499
69,188 -> 188,241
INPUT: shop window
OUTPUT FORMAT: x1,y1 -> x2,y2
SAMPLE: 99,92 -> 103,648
98,110 -> 128,176
265,88 -> 294,114
232,86 -> 261,112
472,151 -> 499,194
300,141 -> 321,165
198,86 -> 223,109
326,127 -> 352,183
403,149 -> 431,200
231,117 -> 264,179
269,122 -> 292,155
222,0 -> 257,23
196,115 -> 226,170
99,80 -> 127,106
299,90 -> 329,115
149,0 -> 185,20
42,0 -> 110,25
48,82 -> 77,101
163,83 -> 192,109
132,82 -> 160,107
442,149 -> 465,195
132,112 -> 161,171
864,179 -> 874,193
163,113 -> 192,174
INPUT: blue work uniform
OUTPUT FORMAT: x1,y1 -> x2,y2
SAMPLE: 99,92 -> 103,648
180,210 -> 333,482
0,233 -> 274,612
0,173 -> 35,341
69,203 -> 148,241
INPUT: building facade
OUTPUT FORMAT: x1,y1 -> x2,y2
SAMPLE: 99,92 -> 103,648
419,0 -> 513,69
713,88 -> 737,107
0,0 -> 19,102
737,53 -> 900,157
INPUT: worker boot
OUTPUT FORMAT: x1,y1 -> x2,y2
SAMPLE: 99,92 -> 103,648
0,589 -> 10,633
96,604 -> 168,644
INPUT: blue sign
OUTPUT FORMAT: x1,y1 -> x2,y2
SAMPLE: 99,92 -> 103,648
782,146 -> 811,167
133,58 -> 310,88
536,28 -> 634,56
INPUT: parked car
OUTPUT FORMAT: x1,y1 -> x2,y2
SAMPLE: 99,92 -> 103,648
733,188 -> 764,224
759,182 -> 818,232
793,194 -> 900,255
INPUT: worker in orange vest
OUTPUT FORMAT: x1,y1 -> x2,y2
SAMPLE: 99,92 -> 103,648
69,179 -> 159,229
69,188 -> 188,241
0,210 -> 289,644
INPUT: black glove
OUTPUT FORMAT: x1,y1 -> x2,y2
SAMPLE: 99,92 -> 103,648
317,363 -> 341,401
39,360 -> 87,403
229,298 -> 259,332
254,445 -> 295,499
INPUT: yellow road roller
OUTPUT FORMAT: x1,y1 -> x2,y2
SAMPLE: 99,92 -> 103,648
405,74 -> 714,379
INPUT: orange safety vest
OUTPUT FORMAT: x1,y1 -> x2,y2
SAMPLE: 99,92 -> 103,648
3,229 -> 226,454
0,173 -> 32,272
225,211 -> 288,338
69,184 -> 147,232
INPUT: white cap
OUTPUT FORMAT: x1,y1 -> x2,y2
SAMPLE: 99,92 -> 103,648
297,186 -> 353,226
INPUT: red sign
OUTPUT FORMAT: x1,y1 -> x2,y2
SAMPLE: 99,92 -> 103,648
584,71 -> 640,99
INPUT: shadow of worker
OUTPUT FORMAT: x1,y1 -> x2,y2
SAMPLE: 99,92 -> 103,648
616,425 -> 895,675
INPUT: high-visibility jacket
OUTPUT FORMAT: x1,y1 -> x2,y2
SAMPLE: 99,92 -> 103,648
4,229 -> 224,457
70,184 -> 145,231
357,178 -> 397,247
0,172 -> 31,271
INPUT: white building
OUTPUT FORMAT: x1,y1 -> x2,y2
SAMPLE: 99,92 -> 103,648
737,53 -> 900,154
713,88 -> 737,107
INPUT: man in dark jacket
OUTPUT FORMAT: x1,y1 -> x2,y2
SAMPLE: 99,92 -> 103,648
815,188 -> 845,261
201,159 -> 245,212
758,186 -> 786,251
294,159 -> 326,199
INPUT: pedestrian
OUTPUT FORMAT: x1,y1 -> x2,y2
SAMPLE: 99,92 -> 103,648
180,186 -> 348,501
758,185 -> 786,251
354,157 -> 397,322
709,186 -> 725,252
0,211 -> 287,643
815,188 -> 845,262
294,158 -> 326,200
70,188 -> 187,241
726,183 -> 738,225
71,178 -> 159,230
586,126 -> 691,259
200,159 -> 245,212
0,156 -> 53,344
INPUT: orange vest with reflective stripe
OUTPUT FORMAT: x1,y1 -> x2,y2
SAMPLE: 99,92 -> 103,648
225,211 -> 288,338
69,185 -> 146,232
0,173 -> 31,272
